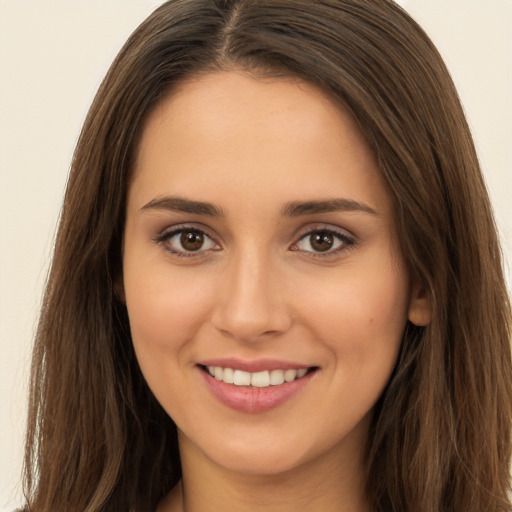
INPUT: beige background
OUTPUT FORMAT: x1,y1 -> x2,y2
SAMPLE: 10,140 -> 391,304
1,1 -> 511,509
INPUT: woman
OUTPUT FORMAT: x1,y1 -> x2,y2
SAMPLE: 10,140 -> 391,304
23,0 -> 512,511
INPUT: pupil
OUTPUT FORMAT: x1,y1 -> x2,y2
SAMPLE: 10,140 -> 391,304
311,232 -> 333,252
181,231 -> 204,251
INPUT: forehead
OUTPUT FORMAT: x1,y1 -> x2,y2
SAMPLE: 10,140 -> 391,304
130,71 -> 391,217
138,71 -> 365,157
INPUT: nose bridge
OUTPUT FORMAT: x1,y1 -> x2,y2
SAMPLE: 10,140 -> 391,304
212,244 -> 289,342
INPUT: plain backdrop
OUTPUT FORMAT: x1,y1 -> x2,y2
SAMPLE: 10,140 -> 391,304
1,1 -> 511,509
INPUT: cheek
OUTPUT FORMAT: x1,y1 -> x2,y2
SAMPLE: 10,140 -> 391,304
300,262 -> 409,433
123,260 -> 215,369
299,258 -> 409,363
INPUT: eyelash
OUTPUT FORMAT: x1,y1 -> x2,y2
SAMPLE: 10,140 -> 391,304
153,225 -> 357,259
290,228 -> 356,258
153,226 -> 220,259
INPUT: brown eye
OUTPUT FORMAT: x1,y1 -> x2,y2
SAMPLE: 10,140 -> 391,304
180,230 -> 204,251
310,232 -> 334,252
291,228 -> 354,256
157,227 -> 219,256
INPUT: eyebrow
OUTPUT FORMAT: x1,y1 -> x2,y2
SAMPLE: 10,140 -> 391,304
140,196 -> 377,218
141,196 -> 225,217
282,198 -> 378,217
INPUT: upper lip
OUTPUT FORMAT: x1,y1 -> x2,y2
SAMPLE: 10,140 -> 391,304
198,358 -> 316,373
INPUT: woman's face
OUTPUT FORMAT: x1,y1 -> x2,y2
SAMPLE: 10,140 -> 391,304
121,71 -> 427,477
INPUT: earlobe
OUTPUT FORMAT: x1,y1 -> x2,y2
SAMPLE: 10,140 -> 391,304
408,281 -> 432,326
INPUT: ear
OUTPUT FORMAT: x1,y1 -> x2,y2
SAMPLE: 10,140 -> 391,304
408,280 -> 432,326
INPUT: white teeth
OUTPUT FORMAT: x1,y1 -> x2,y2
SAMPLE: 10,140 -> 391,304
233,369 -> 251,386
223,367 -> 234,384
207,366 -> 310,387
251,371 -> 270,388
269,369 -> 285,385
284,369 -> 297,382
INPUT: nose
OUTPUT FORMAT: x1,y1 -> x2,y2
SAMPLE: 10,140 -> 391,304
210,249 -> 292,343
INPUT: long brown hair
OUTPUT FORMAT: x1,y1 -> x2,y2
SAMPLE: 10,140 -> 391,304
24,1 -> 512,511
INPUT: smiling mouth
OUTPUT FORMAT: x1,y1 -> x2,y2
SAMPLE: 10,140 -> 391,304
200,365 -> 318,388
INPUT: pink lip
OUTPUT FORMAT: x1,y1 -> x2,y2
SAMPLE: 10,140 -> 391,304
199,357 -> 312,373
197,361 -> 316,414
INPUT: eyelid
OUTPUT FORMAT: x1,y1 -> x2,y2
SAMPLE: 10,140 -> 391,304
152,222 -> 357,259
153,224 -> 221,258
289,225 -> 357,257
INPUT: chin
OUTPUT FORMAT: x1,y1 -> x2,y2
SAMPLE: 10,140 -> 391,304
211,444 -> 310,476
179,425 -> 316,476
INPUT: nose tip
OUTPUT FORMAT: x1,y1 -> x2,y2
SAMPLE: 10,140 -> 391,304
212,289 -> 291,343
210,256 -> 291,343
215,316 -> 282,344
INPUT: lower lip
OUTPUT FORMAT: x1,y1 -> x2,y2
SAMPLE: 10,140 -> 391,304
199,368 -> 314,413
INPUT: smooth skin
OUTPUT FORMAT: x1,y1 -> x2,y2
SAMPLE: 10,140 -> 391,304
120,71 -> 431,512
